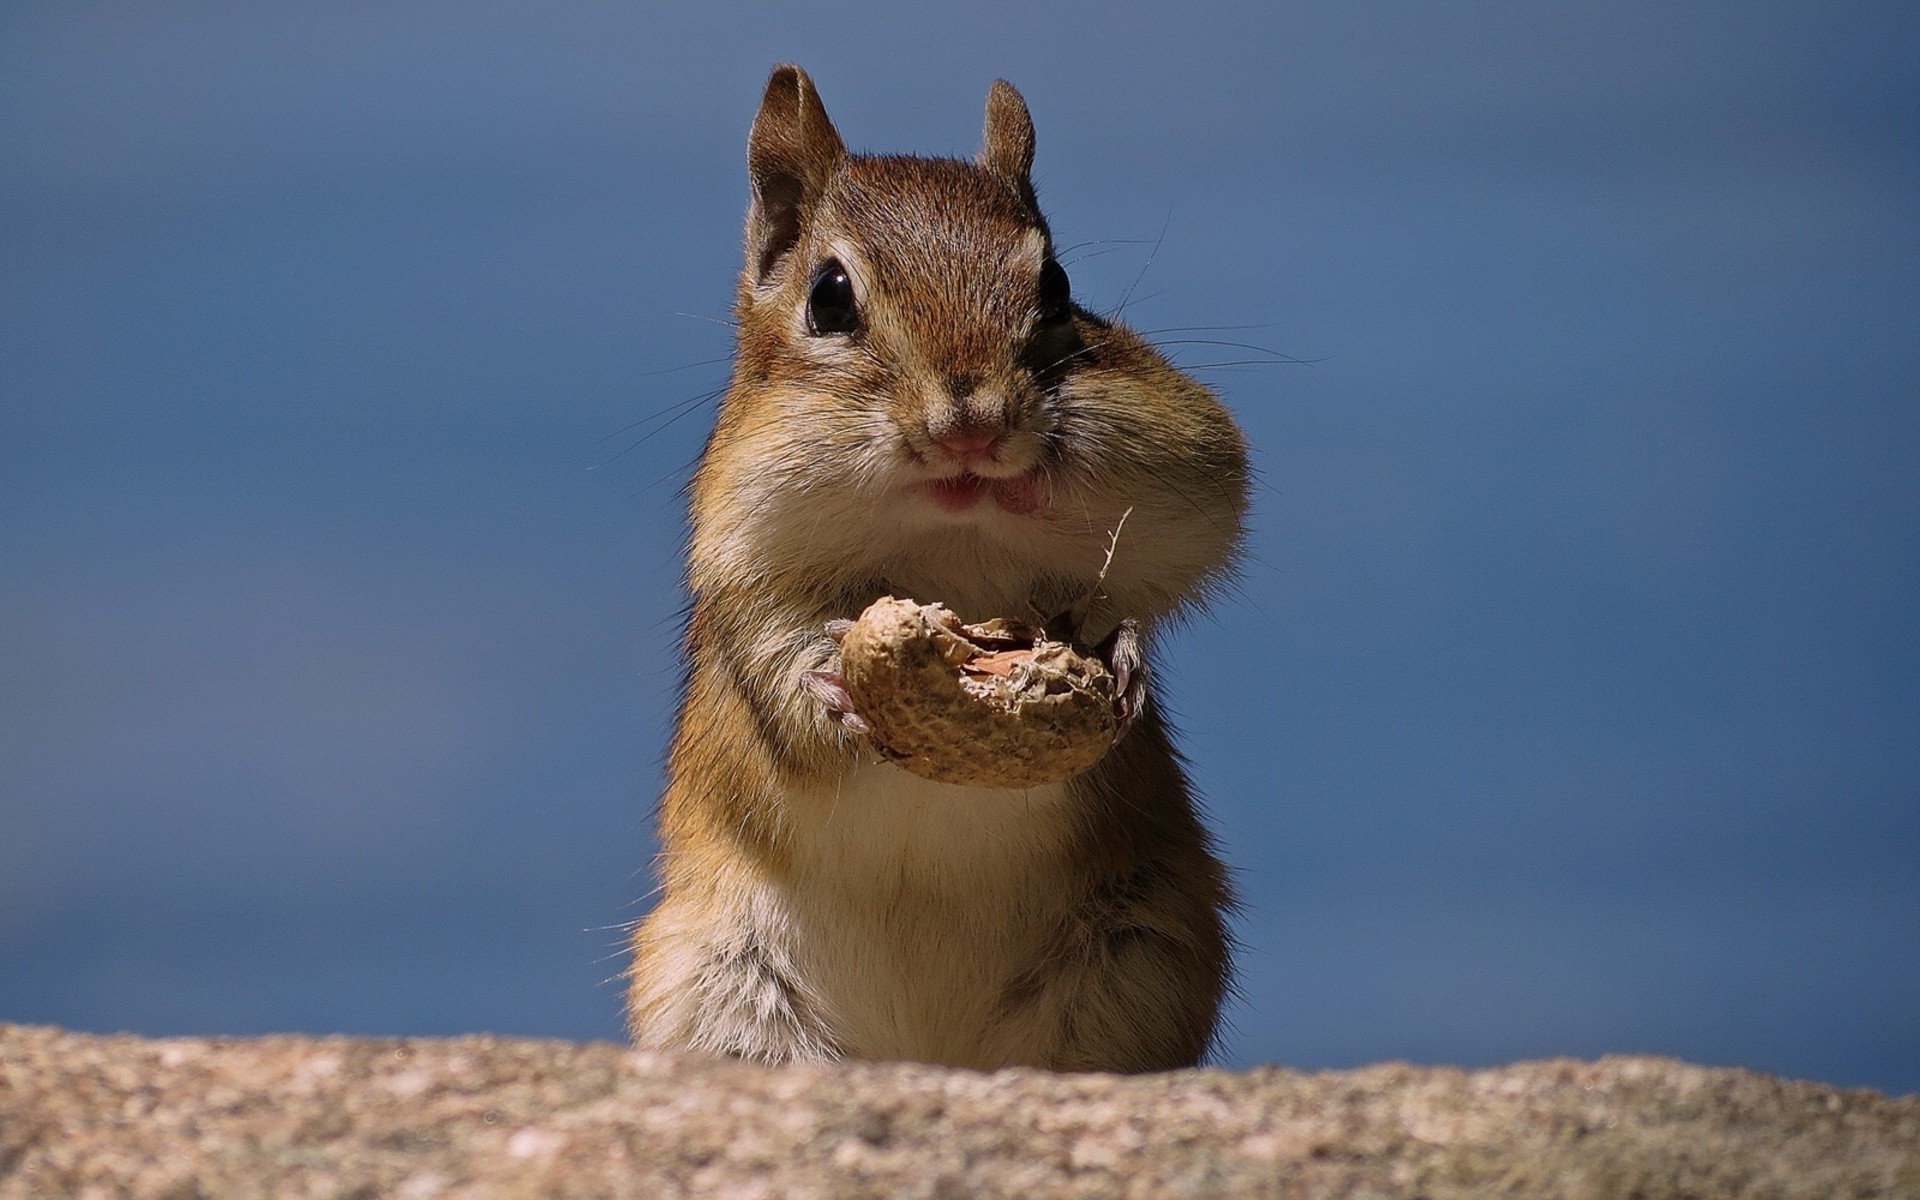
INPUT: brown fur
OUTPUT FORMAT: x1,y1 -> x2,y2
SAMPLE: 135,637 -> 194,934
626,65 -> 1248,1072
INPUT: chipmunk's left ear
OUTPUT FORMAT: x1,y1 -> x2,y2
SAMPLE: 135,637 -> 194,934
978,80 -> 1038,206
746,64 -> 846,284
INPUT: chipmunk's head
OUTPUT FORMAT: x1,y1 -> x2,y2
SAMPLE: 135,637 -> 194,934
696,66 -> 1246,627
726,65 -> 1073,515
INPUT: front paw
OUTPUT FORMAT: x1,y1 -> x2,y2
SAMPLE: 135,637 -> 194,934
1096,619 -> 1148,738
800,620 -> 872,735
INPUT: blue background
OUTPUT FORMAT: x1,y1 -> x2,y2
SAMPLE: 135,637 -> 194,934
3,3 -> 1915,1094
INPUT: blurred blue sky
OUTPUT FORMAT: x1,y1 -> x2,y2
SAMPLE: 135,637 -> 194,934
3,2 -> 1915,1093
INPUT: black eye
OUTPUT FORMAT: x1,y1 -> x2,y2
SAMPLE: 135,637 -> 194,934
807,260 -> 859,335
1024,257 -> 1084,386
1037,258 -> 1072,324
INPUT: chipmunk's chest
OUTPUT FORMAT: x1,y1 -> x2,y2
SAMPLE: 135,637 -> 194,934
767,761 -> 1081,1065
783,759 -> 1074,882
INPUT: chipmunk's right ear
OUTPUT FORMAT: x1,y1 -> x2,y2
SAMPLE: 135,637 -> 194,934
745,65 -> 846,284
978,80 -> 1040,216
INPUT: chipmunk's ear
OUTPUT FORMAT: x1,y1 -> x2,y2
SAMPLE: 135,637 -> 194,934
746,64 -> 846,284
977,80 -> 1038,206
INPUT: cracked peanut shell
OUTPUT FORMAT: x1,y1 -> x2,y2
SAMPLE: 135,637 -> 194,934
839,596 -> 1117,788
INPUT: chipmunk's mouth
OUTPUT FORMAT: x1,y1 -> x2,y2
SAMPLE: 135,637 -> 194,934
926,471 -> 1042,516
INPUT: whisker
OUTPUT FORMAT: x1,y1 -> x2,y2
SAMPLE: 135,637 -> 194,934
1059,244 -> 1144,267
1171,359 -> 1315,371
1152,338 -> 1313,364
594,386 -> 725,444
1133,323 -> 1284,335
1111,213 -> 1172,320
1120,284 -> 1174,311
625,451 -> 702,501
619,465 -> 696,506
1053,237 -> 1158,257
591,387 -> 726,467
673,311 -> 739,329
629,355 -> 734,379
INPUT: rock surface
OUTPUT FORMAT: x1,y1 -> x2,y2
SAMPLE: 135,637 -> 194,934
0,1023 -> 1914,1199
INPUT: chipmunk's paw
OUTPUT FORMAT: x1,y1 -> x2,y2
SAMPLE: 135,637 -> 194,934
800,669 -> 871,734
1097,619 -> 1148,738
801,620 -> 871,734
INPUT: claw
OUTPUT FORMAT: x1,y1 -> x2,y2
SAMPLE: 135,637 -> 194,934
814,620 -> 865,730
1096,620 -> 1148,738
800,668 -> 871,735
799,668 -> 853,711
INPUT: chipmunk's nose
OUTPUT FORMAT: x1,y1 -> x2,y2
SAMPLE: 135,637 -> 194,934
931,423 -> 1004,464
926,372 -> 1013,467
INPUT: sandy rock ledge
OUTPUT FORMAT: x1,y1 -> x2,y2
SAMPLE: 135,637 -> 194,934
1,1023 -> 1914,1199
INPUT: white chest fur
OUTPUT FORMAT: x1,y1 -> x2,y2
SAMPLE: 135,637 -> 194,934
786,758 -> 1072,880
757,759 -> 1079,1066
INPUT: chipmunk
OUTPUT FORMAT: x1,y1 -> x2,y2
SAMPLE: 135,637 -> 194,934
625,65 -> 1249,1073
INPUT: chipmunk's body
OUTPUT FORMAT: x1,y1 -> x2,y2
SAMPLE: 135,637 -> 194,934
626,66 -> 1248,1072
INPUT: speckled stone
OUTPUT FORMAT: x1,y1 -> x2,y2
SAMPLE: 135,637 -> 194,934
1,1023 -> 1914,1199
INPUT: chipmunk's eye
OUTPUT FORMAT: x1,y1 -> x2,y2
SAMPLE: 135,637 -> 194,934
1024,257 -> 1084,386
807,260 -> 859,335
1037,258 -> 1072,325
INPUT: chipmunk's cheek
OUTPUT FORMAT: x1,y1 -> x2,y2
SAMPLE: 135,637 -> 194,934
990,473 -> 1043,515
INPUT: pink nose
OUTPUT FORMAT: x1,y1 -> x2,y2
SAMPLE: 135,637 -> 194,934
932,425 -> 1003,463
